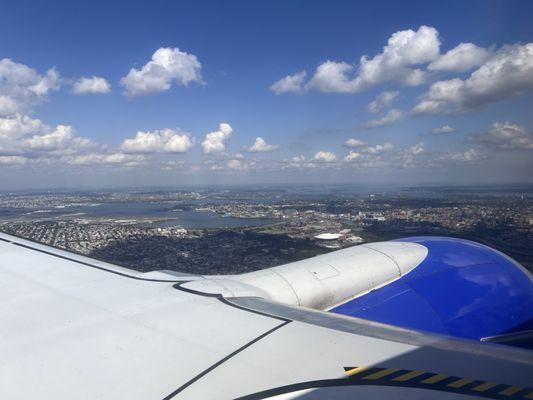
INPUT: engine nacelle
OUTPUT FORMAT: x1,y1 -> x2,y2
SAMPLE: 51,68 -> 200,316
181,241 -> 428,309
331,237 -> 533,342
179,236 -> 533,344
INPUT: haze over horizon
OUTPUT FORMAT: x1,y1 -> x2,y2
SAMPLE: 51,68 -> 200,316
1,0 -> 532,189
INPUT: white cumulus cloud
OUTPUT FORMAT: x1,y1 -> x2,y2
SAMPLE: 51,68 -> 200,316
343,151 -> 361,162
292,155 -> 306,162
0,114 -> 44,140
121,47 -> 203,97
361,142 -> 394,154
313,151 -> 337,162
0,58 -> 61,117
23,124 -> 93,152
67,152 -> 145,166
428,43 -> 491,73
432,125 -> 456,134
72,76 -> 111,95
306,61 -> 357,93
0,114 -> 98,159
121,128 -> 194,153
408,142 -> 424,155
399,142 -> 425,168
305,25 -> 440,93
367,91 -> 399,113
248,137 -> 278,152
363,109 -> 403,128
438,148 -> 483,162
414,43 -> 533,113
202,123 -> 233,154
227,159 -> 247,170
270,71 -> 307,94
470,122 -> 533,150
344,138 -> 366,148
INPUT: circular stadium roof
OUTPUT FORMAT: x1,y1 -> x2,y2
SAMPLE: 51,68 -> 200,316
314,233 -> 341,240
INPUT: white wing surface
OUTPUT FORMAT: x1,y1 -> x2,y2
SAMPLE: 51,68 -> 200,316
0,232 -> 531,399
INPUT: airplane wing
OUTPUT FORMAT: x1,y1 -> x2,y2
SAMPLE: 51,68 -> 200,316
1,232 -> 532,399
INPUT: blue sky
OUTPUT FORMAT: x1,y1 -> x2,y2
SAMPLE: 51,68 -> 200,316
0,0 -> 532,189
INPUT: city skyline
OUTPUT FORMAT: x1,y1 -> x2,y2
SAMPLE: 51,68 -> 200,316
1,0 -> 532,189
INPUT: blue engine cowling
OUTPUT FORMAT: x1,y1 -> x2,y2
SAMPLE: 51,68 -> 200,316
331,237 -> 533,345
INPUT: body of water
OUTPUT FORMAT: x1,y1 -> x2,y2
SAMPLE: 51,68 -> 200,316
0,201 -> 279,229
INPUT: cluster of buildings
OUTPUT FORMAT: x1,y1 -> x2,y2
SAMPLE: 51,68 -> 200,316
0,191 -> 204,209
0,221 -> 192,255
0,189 -> 531,273
0,220 -> 325,275
196,204 -> 286,219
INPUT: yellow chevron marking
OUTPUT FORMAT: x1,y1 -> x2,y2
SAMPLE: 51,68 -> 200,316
500,386 -> 523,396
363,368 -> 400,380
344,364 -> 532,398
393,370 -> 425,382
345,366 -> 370,377
448,378 -> 474,388
421,374 -> 448,384
473,382 -> 498,392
